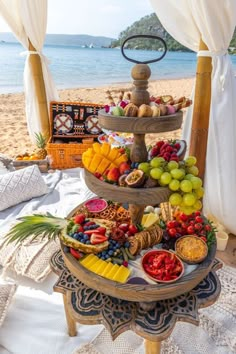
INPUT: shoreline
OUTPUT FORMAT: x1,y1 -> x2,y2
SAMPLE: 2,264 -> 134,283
0,77 -> 194,158
0,75 -> 196,96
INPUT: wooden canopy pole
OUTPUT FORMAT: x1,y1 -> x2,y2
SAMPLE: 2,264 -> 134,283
189,39 -> 212,179
28,40 -> 50,141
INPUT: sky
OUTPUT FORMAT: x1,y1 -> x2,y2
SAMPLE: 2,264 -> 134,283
0,0 -> 154,38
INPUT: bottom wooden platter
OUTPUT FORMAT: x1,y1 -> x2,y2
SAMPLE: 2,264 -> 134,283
61,202 -> 216,303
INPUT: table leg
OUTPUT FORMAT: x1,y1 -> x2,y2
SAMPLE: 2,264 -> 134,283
63,294 -> 77,336
145,339 -> 161,354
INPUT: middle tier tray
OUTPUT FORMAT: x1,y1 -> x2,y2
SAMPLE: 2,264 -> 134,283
98,109 -> 183,133
84,168 -> 171,205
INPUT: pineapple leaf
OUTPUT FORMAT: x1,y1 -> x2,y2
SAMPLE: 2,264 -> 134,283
4,214 -> 67,245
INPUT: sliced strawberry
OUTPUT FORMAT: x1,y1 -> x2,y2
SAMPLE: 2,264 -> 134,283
70,248 -> 83,259
96,226 -> 106,234
90,233 -> 108,245
84,229 -> 100,235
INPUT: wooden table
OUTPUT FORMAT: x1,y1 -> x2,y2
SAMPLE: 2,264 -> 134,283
50,250 -> 222,354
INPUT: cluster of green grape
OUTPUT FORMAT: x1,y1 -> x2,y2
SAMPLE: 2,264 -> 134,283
138,156 -> 204,215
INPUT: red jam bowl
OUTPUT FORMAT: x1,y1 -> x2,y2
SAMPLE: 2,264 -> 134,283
141,249 -> 184,283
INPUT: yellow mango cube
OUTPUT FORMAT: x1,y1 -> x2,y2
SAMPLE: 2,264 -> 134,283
101,143 -> 111,157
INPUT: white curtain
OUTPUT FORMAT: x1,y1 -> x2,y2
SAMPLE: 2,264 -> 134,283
0,0 -> 58,141
150,0 -> 236,234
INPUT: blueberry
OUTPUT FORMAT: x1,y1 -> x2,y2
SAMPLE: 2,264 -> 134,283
78,232 -> 84,237
83,226 -> 88,231
84,219 -> 90,223
86,240 -> 91,244
135,162 -> 139,168
124,170 -> 131,174
80,239 -> 85,243
124,241 -> 130,248
74,234 -> 80,240
105,254 -> 110,259
101,256 -> 105,260
63,246 -> 70,253
108,250 -> 114,256
102,251 -> 106,256
83,235 -> 89,241
131,162 -> 136,169
92,224 -> 99,229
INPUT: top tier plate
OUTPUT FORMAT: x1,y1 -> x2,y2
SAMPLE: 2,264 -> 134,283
98,109 -> 183,134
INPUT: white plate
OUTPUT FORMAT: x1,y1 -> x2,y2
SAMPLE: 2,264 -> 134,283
85,115 -> 102,134
54,114 -> 73,133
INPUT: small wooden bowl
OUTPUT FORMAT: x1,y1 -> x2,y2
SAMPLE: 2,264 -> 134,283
141,249 -> 184,284
175,235 -> 208,264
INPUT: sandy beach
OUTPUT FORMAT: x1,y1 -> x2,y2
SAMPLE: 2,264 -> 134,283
0,77 -> 194,158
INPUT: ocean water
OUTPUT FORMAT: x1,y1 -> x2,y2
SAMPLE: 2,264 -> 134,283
1,42 -> 236,94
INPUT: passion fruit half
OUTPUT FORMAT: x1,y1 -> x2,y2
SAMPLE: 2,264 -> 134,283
125,170 -> 145,188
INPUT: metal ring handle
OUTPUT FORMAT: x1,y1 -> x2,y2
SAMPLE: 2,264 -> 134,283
121,35 -> 167,64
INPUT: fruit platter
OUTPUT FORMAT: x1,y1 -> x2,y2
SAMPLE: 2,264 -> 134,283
56,198 -> 217,302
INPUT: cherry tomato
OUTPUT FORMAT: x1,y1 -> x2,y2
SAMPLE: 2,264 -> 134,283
187,225 -> 195,234
167,221 -> 176,229
168,228 -> 177,237
128,224 -> 138,235
195,216 -> 203,223
194,223 -> 203,231
205,224 -> 212,232
200,236 -> 207,243
179,213 -> 188,222
195,211 -> 201,216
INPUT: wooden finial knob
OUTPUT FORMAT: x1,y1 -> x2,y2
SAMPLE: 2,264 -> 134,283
131,64 -> 151,107
131,64 -> 151,81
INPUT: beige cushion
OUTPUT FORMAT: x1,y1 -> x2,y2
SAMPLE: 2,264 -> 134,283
0,165 -> 48,211
0,282 -> 17,327
0,236 -> 60,283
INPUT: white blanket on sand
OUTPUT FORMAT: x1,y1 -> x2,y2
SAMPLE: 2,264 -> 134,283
0,168 -> 103,354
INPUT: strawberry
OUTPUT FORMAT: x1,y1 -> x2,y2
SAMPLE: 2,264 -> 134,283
74,214 -> 86,225
96,226 -> 106,234
84,226 -> 106,236
90,233 -> 108,245
70,248 -> 83,259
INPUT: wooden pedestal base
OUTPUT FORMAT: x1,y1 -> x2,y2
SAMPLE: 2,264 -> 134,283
50,251 -> 222,354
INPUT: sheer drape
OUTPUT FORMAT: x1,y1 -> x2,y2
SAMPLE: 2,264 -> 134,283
150,0 -> 236,233
0,0 -> 58,141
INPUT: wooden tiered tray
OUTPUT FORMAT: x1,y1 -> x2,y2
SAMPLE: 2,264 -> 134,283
98,109 -> 183,133
60,203 -> 217,303
84,168 -> 171,205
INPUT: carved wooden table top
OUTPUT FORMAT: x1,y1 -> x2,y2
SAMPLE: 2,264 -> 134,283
50,250 -> 222,343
